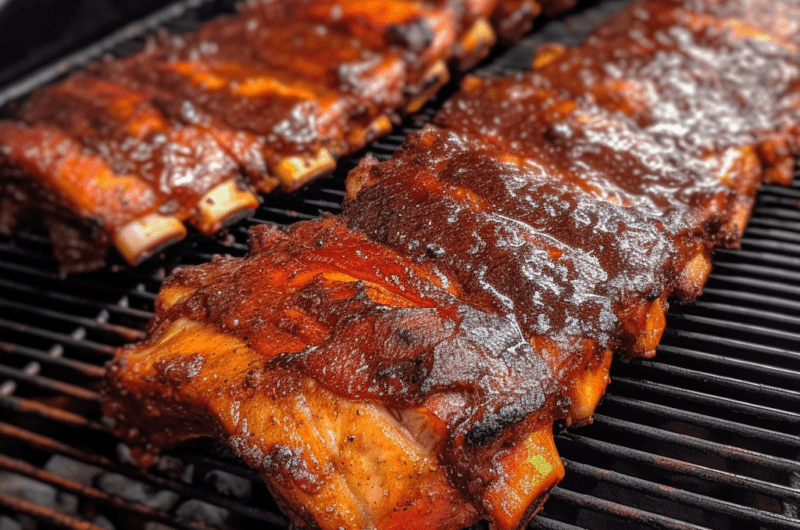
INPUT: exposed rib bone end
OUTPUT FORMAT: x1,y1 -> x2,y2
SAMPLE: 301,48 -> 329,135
763,159 -> 795,185
194,179 -> 260,235
405,60 -> 451,114
634,298 -> 667,358
569,350 -> 614,424
713,146 -> 762,197
113,213 -> 187,266
724,197 -> 755,248
456,18 -> 497,71
676,250 -> 713,301
757,137 -> 795,185
254,174 -> 281,194
345,115 -> 394,153
275,149 -> 337,192
344,156 -> 382,201
481,426 -> 565,530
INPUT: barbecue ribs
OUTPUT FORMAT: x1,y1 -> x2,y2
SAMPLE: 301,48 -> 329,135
343,127 -> 675,399
20,75 -> 261,234
0,0 -> 535,273
532,0 -> 800,188
104,217 -> 564,530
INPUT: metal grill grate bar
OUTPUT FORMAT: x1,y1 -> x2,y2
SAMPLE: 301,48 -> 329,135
652,346 -> 800,390
589,414 -> 800,475
0,493 -> 109,530
613,362 -> 800,412
0,260 -> 159,304
659,329 -> 800,367
601,395 -> 800,451
0,343 -> 105,378
560,460 -> 800,529
546,488 -> 710,530
0,366 -> 99,402
561,434 -> 800,503
704,272 -> 800,296
0,318 -> 116,356
0,396 -> 104,430
681,300 -> 800,328
611,378 -> 800,430
0,453 -> 205,530
528,518 -> 585,530
670,314 -> 800,344
0,276 -> 153,321
0,299 -> 145,342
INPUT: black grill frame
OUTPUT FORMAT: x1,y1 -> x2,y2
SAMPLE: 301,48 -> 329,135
0,1 -> 799,529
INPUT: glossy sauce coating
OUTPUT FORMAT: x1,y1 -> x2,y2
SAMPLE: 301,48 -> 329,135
343,127 -> 676,365
101,1 -> 800,529
21,75 -> 242,218
155,219 -> 557,424
87,57 -> 277,192
187,10 -> 408,112
0,0 -> 503,273
434,73 -> 735,246
0,121 -> 158,229
431,73 -> 734,308
253,0 -> 459,71
101,47 -> 346,161
535,0 -> 800,183
104,217 -> 560,529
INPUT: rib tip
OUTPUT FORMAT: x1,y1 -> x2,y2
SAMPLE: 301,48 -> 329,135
113,213 -> 187,266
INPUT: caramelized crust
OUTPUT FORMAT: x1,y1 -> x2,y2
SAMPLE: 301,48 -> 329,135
102,50 -> 348,169
104,218 -> 562,530
343,127 -> 675,369
250,0 -> 459,70
20,75 -> 253,231
533,0 -> 800,190
190,9 -> 407,107
3,0 -> 534,273
433,74 -> 731,299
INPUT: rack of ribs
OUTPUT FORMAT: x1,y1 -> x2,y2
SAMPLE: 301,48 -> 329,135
531,0 -> 800,188
343,127 -> 677,414
432,75 -> 736,291
1,0 -> 549,274
104,0 -> 800,529
104,217 -> 564,530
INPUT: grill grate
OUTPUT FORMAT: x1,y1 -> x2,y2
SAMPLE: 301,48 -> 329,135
1,1 -> 799,529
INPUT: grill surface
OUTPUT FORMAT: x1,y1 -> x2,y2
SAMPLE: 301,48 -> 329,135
0,1 -> 799,529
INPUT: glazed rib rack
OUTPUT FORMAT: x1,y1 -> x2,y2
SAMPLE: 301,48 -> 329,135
0,0 -> 799,529
0,0 -> 548,274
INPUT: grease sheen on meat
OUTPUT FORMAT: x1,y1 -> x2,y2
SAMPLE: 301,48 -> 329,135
104,218 -> 565,530
1,0 -> 518,272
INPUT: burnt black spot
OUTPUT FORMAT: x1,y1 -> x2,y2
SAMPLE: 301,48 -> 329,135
466,400 -> 536,446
